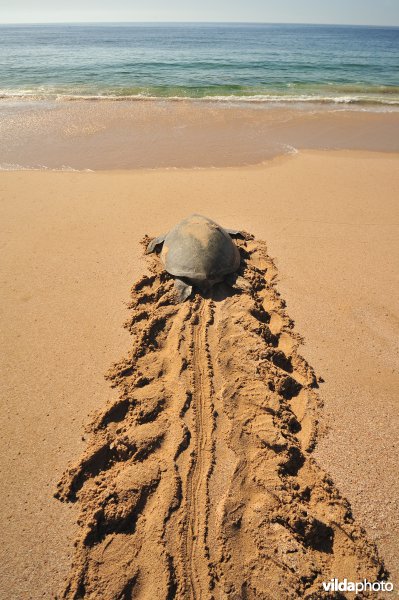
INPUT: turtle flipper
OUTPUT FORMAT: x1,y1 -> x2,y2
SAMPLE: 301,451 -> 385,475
146,234 -> 166,254
225,228 -> 243,238
225,273 -> 251,292
174,278 -> 193,302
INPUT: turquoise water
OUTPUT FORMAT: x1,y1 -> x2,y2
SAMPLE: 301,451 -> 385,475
0,23 -> 398,106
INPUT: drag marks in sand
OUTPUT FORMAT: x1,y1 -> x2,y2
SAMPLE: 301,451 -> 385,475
56,235 -> 385,599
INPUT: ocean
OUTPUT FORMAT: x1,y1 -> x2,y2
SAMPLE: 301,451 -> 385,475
0,23 -> 399,106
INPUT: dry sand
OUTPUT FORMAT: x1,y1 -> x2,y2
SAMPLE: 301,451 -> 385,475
1,150 -> 398,598
55,236 -> 385,599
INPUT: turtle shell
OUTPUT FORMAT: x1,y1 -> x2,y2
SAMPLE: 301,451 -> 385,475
160,214 -> 240,281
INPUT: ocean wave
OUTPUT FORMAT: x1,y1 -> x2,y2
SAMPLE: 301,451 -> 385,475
1,90 -> 399,108
59,93 -> 399,106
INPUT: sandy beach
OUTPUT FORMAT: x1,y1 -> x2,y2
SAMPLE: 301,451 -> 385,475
1,100 -> 399,170
1,149 -> 398,598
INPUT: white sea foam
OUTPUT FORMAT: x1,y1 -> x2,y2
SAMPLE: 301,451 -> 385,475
0,90 -> 399,111
0,162 -> 88,172
282,144 -> 299,156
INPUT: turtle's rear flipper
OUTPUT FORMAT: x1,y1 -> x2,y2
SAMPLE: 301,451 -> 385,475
225,273 -> 251,292
146,234 -> 166,254
174,278 -> 193,302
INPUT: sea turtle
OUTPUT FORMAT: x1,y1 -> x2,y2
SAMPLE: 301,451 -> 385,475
147,214 -> 244,301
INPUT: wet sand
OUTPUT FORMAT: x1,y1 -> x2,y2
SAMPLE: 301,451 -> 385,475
1,99 -> 399,170
1,150 -> 398,598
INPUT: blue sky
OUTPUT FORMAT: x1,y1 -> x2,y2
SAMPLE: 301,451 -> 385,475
0,0 -> 398,26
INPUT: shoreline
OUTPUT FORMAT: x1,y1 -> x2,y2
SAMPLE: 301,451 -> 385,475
1,147 -> 398,173
1,149 -> 398,597
2,94 -> 399,105
1,100 -> 399,171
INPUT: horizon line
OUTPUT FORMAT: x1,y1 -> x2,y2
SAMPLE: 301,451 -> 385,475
0,20 -> 398,28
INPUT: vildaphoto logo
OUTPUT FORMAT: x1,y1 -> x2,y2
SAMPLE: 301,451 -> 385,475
322,579 -> 394,594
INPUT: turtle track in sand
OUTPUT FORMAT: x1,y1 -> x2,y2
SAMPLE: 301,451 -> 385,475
56,234 -> 386,599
